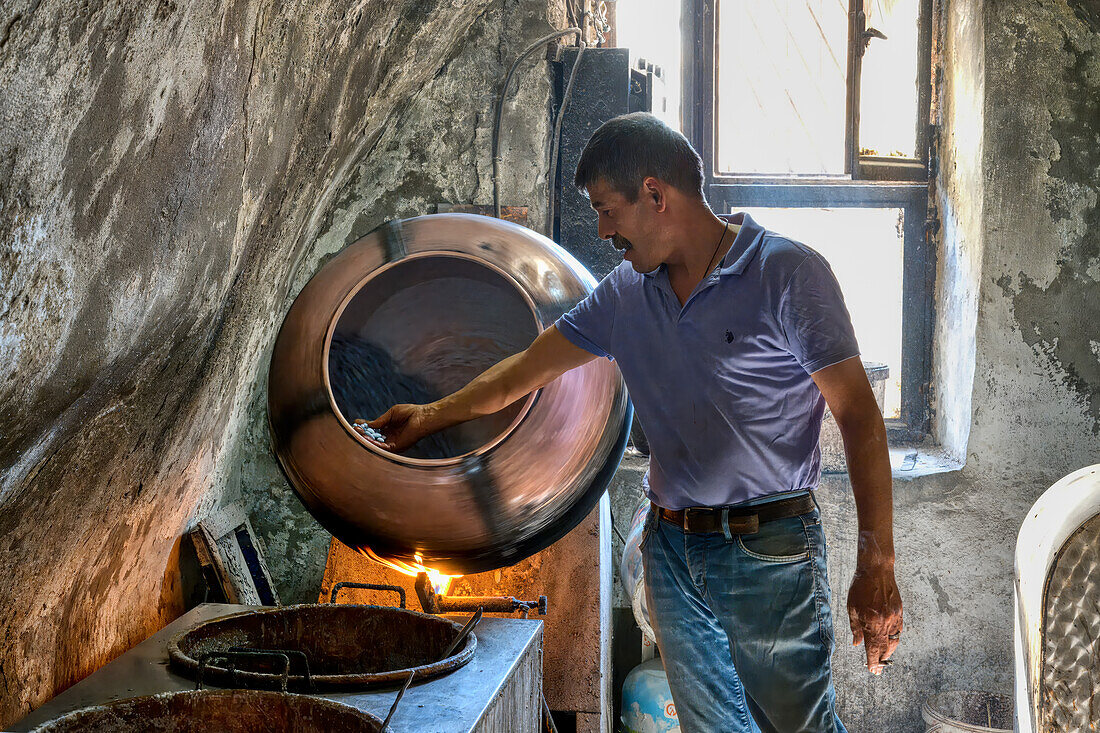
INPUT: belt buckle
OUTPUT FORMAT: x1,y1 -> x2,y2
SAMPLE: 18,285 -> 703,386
682,507 -> 706,530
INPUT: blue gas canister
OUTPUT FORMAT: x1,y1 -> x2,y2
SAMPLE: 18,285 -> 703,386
620,658 -> 680,733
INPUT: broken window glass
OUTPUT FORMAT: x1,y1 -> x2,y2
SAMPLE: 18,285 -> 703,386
859,0 -> 922,159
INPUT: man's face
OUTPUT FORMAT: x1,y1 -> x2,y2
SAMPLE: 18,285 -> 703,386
586,178 -> 663,273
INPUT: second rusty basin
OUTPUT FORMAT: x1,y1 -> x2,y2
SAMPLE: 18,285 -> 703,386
30,690 -> 383,732
167,604 -> 475,691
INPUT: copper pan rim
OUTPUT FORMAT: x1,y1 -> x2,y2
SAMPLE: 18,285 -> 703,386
322,250 -> 541,468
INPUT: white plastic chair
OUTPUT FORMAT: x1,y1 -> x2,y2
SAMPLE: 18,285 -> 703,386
1014,464 -> 1100,733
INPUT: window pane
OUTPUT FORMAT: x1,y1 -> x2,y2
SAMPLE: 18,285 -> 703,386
736,207 -> 904,418
716,0 -> 849,175
615,0 -> 683,130
859,0 -> 921,158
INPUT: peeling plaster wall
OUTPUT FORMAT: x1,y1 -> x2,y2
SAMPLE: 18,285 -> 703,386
820,0 -> 1100,729
973,0 -> 1100,471
0,0 -> 561,724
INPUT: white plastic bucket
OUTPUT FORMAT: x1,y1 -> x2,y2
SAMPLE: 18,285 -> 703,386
922,690 -> 1012,732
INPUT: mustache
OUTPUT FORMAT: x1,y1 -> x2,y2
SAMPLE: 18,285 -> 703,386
611,234 -> 633,250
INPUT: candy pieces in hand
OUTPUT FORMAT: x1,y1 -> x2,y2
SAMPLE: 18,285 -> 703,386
353,420 -> 387,444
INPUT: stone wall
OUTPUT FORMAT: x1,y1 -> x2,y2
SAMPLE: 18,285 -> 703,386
0,0 -> 562,725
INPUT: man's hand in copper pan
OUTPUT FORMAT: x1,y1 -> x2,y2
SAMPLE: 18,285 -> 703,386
356,404 -> 436,452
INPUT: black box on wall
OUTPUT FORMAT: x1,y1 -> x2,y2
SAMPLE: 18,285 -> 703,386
553,47 -> 631,280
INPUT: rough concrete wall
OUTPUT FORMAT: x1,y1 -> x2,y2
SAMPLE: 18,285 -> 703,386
236,0 -> 561,604
973,0 -> 1100,476
931,0 -> 985,461
0,0 -> 562,725
818,469 -> 1023,732
822,1 -> 1100,729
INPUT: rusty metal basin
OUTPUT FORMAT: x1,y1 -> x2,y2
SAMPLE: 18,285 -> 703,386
167,604 -> 475,691
30,690 -> 383,732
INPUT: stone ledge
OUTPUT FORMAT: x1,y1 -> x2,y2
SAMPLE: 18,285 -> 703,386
821,445 -> 965,481
888,445 -> 965,480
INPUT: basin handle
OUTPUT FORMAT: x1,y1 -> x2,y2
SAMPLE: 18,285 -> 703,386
330,581 -> 407,608
197,650 -> 291,692
229,646 -> 314,691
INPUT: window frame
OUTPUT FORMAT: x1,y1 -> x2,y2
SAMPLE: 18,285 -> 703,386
681,0 -> 936,438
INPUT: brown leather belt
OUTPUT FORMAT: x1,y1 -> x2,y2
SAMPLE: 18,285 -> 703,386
656,492 -> 815,535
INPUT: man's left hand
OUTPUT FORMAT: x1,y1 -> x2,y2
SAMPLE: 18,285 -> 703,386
846,564 -> 903,675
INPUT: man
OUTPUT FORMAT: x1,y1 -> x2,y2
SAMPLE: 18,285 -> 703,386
364,112 -> 902,732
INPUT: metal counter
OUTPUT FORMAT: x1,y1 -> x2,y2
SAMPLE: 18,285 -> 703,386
12,604 -> 543,732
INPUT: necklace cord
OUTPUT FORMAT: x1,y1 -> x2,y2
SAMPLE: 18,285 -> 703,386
703,223 -> 729,280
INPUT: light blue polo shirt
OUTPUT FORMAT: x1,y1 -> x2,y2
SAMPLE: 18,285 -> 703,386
555,213 -> 860,510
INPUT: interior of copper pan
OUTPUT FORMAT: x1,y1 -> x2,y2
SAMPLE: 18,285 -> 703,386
325,252 -> 541,463
167,605 -> 475,691
30,690 -> 383,732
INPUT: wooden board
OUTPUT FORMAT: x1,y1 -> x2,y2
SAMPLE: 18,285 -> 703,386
189,502 -> 280,606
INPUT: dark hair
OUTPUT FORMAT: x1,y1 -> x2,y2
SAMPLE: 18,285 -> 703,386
573,112 -> 704,201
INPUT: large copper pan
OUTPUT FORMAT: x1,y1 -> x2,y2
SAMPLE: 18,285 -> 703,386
268,214 -> 631,575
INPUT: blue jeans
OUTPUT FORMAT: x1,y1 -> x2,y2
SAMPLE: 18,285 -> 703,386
641,500 -> 847,733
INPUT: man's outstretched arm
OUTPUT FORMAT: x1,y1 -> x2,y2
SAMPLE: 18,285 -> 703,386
365,325 -> 598,452
811,356 -> 903,676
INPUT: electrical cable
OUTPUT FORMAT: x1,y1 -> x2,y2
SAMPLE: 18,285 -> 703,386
542,691 -> 560,733
492,27 -> 582,220
608,502 -> 626,546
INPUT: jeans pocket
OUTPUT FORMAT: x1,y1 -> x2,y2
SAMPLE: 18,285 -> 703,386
800,515 -> 835,648
735,515 -> 811,563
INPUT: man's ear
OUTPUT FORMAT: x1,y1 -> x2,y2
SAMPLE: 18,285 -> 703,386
643,177 -> 666,212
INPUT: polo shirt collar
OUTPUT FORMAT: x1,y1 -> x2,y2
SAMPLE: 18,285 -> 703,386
716,212 -> 766,276
641,212 -> 766,282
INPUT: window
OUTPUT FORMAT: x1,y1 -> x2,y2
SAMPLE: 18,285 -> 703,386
739,207 -> 906,418
674,0 -> 936,437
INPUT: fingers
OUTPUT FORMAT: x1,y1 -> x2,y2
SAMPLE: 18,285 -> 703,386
883,624 -> 902,659
356,404 -> 426,452
847,570 -> 903,674
356,420 -> 387,442
848,606 -> 863,647
882,636 -> 900,662
864,630 -> 891,675
857,615 -> 903,674
367,408 -> 395,429
352,420 -> 390,449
